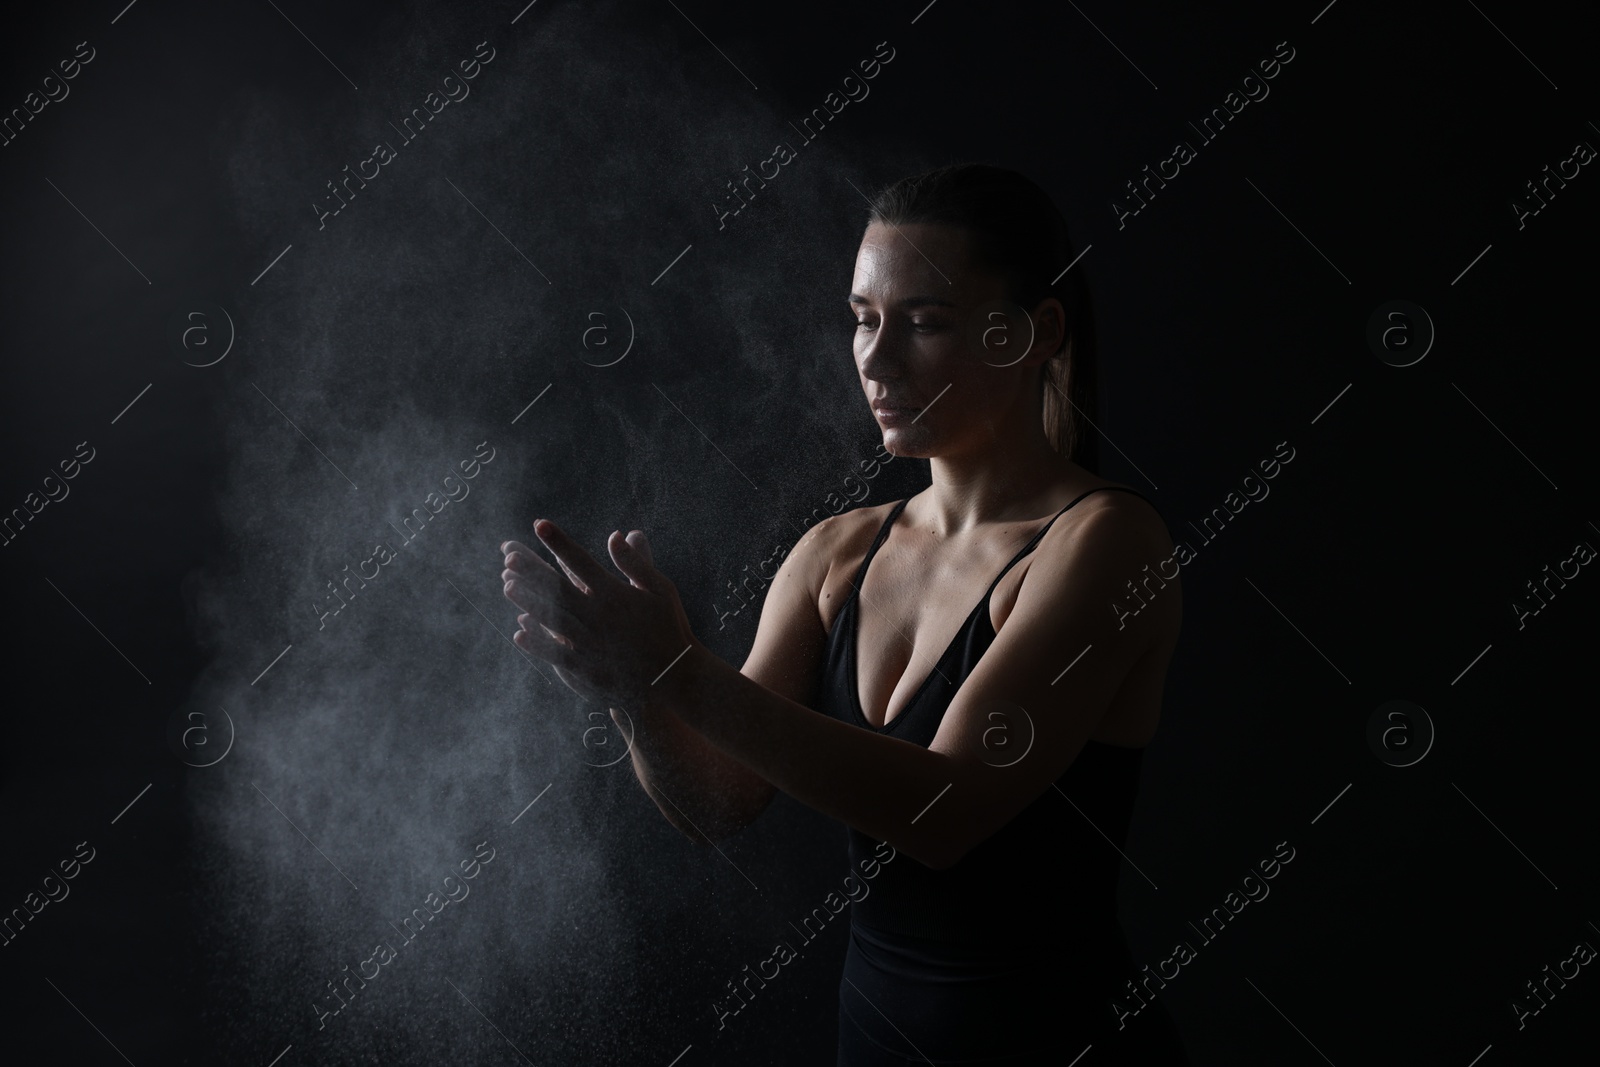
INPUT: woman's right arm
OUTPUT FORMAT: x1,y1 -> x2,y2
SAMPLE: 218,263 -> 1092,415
617,519 -> 836,845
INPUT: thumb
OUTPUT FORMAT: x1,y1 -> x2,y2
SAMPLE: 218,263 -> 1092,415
610,529 -> 667,592
625,529 -> 654,566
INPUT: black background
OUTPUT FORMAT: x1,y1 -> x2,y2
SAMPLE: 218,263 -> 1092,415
1,1 -> 1595,1064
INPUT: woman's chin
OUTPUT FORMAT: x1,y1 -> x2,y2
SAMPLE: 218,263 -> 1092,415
880,427 -> 932,458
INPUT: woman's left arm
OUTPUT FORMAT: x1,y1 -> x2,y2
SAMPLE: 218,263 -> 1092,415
504,499 -> 1176,870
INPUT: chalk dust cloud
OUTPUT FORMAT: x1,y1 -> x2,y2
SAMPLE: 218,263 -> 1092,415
182,0 -> 925,1060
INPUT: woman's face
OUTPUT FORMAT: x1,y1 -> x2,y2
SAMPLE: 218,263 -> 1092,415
849,221 -> 1059,458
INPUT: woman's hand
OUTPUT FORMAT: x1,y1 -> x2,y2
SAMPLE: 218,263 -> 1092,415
501,519 -> 698,710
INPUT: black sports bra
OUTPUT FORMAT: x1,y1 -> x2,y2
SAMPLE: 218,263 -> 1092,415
813,486 -> 1158,959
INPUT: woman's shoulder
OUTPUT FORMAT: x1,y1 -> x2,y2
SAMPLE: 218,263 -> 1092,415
1071,478 -> 1157,514
802,496 -> 905,560
1045,478 -> 1174,560
791,496 -> 908,598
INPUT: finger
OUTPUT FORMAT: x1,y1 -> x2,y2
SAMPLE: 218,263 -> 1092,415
512,617 -> 581,671
609,530 -> 668,594
532,519 -> 617,595
517,613 -> 575,650
502,540 -> 569,587
503,571 -> 586,634
626,529 -> 654,567
503,532 -> 591,634
504,583 -> 583,640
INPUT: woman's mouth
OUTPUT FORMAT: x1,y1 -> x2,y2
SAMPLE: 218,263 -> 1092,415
873,405 -> 922,425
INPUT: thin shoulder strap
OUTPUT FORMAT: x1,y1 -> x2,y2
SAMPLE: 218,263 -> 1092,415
847,497 -> 910,592
986,486 -> 1150,593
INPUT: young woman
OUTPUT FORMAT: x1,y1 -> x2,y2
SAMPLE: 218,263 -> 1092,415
501,164 -> 1188,1065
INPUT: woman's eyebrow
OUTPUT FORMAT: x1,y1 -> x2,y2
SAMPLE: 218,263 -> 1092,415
848,293 -> 959,309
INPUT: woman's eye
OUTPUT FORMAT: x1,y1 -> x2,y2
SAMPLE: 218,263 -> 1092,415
850,318 -> 940,332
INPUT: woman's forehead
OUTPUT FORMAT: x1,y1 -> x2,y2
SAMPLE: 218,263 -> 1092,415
852,221 -> 989,298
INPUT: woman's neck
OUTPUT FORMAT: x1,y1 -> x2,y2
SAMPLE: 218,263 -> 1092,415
917,448 -> 1084,537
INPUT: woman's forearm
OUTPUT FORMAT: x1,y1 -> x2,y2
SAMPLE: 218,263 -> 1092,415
642,640 -> 962,869
622,701 -> 775,845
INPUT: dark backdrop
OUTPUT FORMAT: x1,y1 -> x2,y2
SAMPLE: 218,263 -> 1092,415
1,1 -> 1595,1064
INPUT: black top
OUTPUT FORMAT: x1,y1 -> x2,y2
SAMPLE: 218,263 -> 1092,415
814,486 -> 1155,969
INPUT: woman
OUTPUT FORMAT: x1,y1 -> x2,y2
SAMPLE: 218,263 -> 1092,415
500,164 -> 1188,1065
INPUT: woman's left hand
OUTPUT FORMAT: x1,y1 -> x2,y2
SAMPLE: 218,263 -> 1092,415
501,519 -> 698,709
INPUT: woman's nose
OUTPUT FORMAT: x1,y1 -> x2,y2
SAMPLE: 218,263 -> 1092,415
857,325 -> 904,380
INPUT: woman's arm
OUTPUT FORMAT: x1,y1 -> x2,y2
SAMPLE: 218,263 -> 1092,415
504,522 -> 835,845
506,495 -> 1175,869
614,701 -> 773,845
619,519 -> 836,843
638,497 -> 1176,870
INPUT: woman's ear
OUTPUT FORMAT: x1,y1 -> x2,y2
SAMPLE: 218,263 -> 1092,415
1032,297 -> 1068,361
